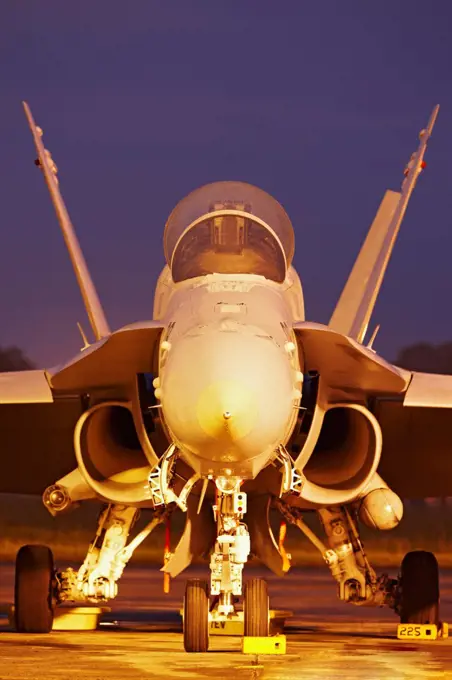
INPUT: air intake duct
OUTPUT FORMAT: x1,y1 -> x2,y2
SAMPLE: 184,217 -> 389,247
299,403 -> 382,507
74,401 -> 153,505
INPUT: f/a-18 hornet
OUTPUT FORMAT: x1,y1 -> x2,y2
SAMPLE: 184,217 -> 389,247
0,103 -> 447,650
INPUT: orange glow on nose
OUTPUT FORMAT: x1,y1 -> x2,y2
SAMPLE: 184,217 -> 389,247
196,379 -> 258,441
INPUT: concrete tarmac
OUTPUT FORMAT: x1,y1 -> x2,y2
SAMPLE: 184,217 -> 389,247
1,563 -> 452,679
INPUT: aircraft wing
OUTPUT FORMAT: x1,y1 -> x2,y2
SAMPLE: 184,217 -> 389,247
0,321 -> 164,494
48,321 -> 164,394
318,105 -> 452,498
0,370 -> 83,494
329,105 -> 439,343
376,373 -> 452,498
0,105 -> 166,496
293,322 -> 410,400
0,370 -> 53,404
294,319 -> 452,498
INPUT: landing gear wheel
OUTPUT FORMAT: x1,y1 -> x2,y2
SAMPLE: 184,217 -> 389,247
399,550 -> 439,625
15,545 -> 55,633
244,578 -> 269,637
183,579 -> 209,652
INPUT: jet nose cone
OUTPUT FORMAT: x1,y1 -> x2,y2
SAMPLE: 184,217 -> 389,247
195,379 -> 259,442
159,325 -> 297,465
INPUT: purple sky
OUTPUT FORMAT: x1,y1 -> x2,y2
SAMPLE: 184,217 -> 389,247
1,2 -> 452,368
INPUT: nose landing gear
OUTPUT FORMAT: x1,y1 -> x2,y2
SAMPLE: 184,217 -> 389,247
183,579 -> 210,652
244,578 -> 269,637
182,479 -> 270,652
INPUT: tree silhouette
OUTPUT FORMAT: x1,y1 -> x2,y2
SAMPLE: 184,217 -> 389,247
395,341 -> 452,375
0,346 -> 35,372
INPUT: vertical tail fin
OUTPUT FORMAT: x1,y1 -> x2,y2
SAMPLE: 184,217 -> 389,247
329,105 -> 439,343
23,102 -> 110,341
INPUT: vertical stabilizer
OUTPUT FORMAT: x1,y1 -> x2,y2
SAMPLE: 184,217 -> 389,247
329,106 -> 439,343
23,102 -> 110,341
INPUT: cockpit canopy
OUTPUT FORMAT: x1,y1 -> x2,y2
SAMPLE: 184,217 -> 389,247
164,181 -> 295,283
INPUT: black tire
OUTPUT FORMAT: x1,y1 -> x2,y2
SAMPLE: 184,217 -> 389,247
399,550 -> 439,625
183,579 -> 209,652
15,545 -> 55,633
244,578 -> 269,637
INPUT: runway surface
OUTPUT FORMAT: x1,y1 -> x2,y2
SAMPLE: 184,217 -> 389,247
1,563 -> 452,679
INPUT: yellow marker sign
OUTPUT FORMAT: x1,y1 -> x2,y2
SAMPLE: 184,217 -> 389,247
397,624 -> 437,640
242,635 -> 286,655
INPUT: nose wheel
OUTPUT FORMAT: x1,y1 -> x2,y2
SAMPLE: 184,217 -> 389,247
244,578 -> 269,637
183,579 -> 209,652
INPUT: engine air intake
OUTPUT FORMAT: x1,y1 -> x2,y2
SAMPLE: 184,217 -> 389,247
300,403 -> 382,506
74,402 -> 153,505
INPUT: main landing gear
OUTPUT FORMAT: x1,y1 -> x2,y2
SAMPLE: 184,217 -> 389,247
12,485 -> 439,641
15,545 -> 55,633
276,499 -> 440,626
399,550 -> 439,625
13,504 -> 172,634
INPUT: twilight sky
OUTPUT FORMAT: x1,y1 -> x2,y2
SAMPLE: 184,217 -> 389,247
1,2 -> 452,368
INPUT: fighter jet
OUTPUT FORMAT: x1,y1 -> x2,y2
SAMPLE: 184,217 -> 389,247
0,102 -> 446,650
